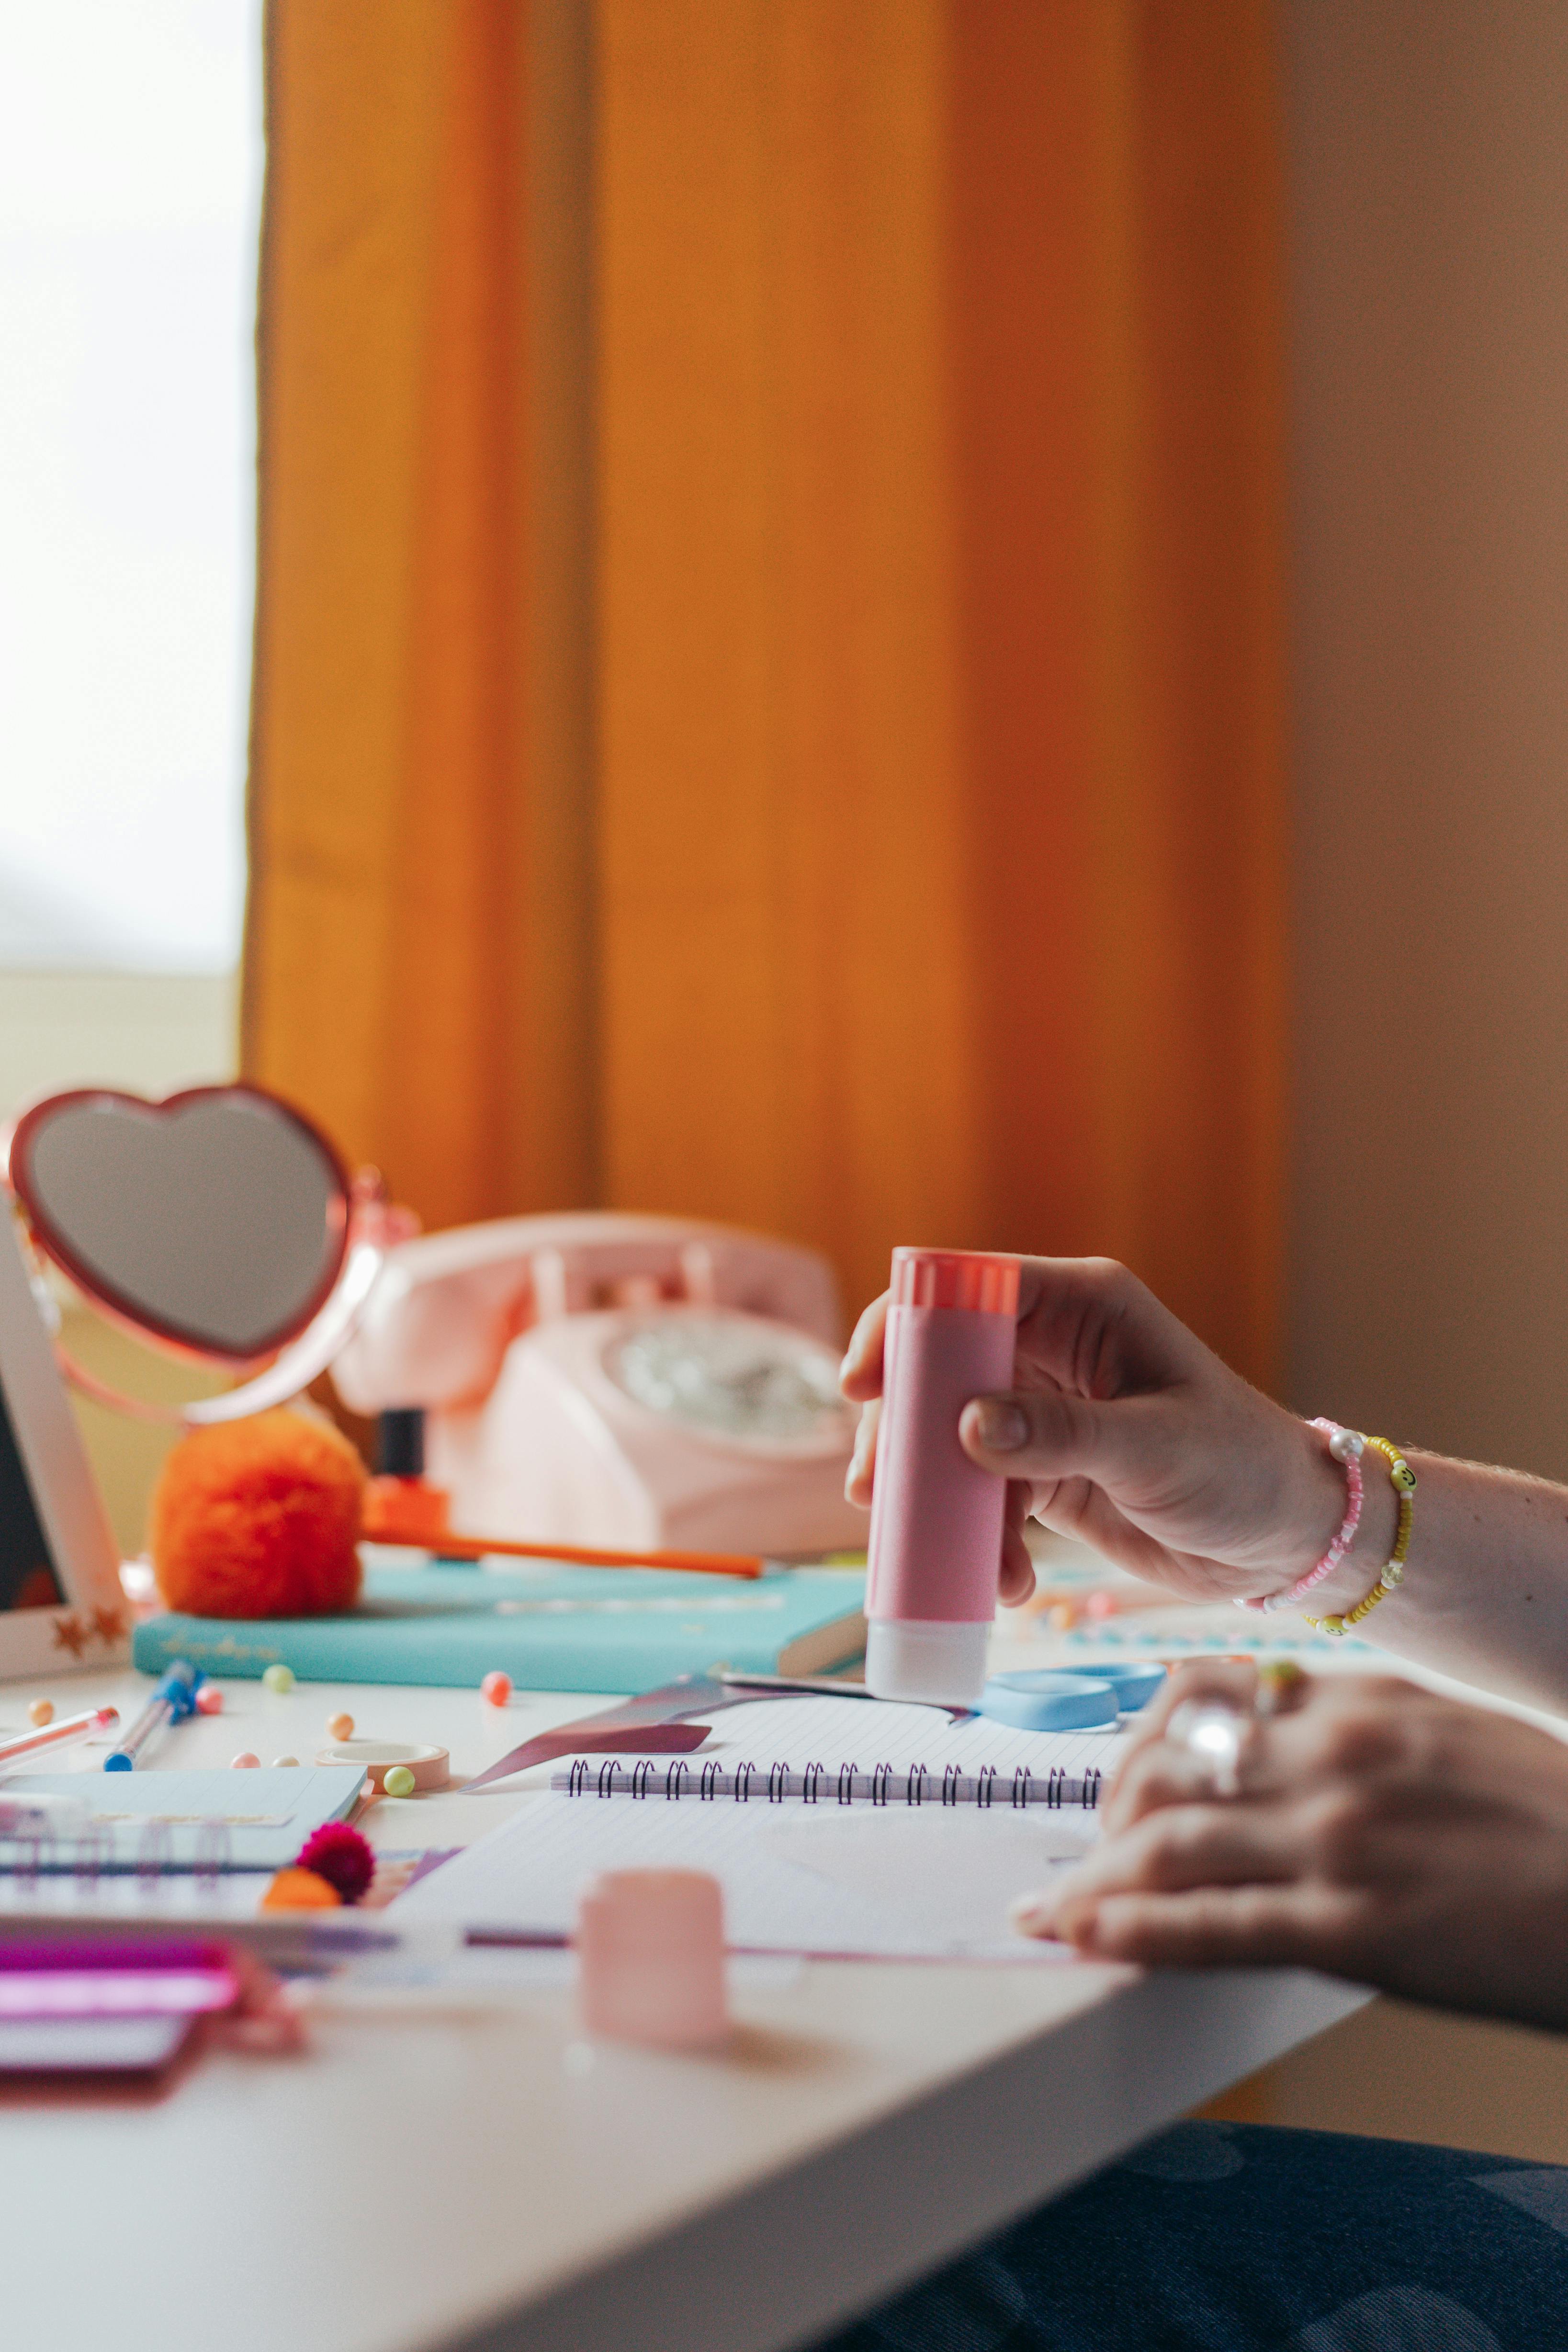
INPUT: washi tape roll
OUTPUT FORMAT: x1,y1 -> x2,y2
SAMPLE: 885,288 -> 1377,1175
315,1739 -> 450,1793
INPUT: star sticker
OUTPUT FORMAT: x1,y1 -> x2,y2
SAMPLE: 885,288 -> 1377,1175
51,1613 -> 88,1660
91,1605 -> 126,1646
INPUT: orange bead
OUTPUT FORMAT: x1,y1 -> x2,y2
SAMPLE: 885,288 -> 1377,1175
480,1672 -> 511,1707
27,1699 -> 53,1727
327,1713 -> 354,1740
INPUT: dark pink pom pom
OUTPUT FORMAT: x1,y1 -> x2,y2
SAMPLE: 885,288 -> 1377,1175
295,1821 -> 375,1903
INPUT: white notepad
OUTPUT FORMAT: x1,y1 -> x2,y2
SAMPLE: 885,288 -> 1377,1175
0,1764 -> 365,1874
396,1696 -> 1123,1960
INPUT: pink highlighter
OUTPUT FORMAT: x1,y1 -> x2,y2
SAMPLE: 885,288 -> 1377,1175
864,1248 -> 1021,1706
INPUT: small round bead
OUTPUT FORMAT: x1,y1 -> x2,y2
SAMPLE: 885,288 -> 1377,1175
271,1755 -> 300,1769
327,1713 -> 354,1740
383,1764 -> 416,1798
194,1685 -> 225,1715
1047,1602 -> 1077,1632
230,1751 -> 261,1769
1385,1561 -> 1404,1584
27,1699 -> 54,1728
480,1671 -> 512,1706
262,1663 -> 296,1695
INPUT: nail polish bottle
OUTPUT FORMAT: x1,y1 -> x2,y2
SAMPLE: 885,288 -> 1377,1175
864,1248 -> 1020,1706
361,1407 -> 453,1544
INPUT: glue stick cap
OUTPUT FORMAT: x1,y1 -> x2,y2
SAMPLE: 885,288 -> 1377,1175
890,1249 -> 1019,1315
864,1617 -> 992,1707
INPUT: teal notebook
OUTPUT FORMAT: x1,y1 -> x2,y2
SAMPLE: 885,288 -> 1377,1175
133,1561 -> 868,1694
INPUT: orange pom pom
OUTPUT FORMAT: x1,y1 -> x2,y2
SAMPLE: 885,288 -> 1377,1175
259,1866 -> 342,1911
149,1410 -> 365,1620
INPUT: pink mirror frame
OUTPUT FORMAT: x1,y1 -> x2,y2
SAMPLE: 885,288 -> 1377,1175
3,1085 -> 398,1428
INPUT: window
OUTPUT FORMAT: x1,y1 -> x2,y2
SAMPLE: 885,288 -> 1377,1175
0,0 -> 261,975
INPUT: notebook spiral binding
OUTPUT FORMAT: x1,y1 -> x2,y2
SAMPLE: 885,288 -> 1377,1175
556,1757 -> 1103,1810
0,1821 -> 236,1885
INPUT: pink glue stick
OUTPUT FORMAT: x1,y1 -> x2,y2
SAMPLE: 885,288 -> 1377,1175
864,1247 -> 1021,1706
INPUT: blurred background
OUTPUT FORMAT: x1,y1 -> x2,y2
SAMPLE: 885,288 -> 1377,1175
5,0 -> 1568,2148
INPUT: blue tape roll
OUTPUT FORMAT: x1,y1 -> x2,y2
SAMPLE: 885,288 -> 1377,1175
977,1672 -> 1120,1732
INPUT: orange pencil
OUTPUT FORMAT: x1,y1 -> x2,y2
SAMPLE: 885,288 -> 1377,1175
407,1530 -> 765,1580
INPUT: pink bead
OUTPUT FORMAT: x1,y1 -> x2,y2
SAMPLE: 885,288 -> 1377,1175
195,1686 -> 224,1715
576,1870 -> 727,2049
230,1751 -> 260,1769
1084,1592 -> 1117,1622
480,1672 -> 511,1707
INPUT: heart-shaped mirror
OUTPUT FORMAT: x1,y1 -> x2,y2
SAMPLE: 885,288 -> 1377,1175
8,1086 -> 351,1361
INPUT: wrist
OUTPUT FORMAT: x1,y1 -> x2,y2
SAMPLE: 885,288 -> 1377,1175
1250,1420 -> 1399,1613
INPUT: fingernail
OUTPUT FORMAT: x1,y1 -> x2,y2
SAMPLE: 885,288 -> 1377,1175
1008,1891 -> 1055,1935
976,1401 -> 1028,1453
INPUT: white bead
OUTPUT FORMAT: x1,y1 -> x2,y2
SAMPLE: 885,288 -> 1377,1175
1328,1427 -> 1365,1463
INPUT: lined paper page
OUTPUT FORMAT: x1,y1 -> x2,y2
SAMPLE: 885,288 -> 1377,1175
396,1699 -> 1128,1959
395,1794 -> 1093,1958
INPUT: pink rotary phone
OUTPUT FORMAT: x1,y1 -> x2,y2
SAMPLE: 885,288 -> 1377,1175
331,1214 -> 868,1557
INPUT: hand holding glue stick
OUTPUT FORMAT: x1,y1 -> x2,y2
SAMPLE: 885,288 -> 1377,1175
843,1250 -> 1568,2029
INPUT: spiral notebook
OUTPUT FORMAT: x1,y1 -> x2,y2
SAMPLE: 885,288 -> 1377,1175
395,1695 -> 1125,1960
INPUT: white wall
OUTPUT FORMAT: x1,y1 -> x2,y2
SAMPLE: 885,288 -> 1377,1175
1273,0 -> 1568,2153
0,969 -> 236,1122
1286,0 -> 1568,1479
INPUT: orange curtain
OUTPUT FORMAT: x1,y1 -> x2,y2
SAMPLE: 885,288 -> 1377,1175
247,0 -> 1288,1385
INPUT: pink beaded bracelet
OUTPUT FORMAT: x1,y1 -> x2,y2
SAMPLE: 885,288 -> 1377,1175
1237,1418 -> 1365,1615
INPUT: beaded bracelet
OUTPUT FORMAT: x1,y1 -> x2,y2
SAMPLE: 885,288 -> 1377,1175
1303,1436 -> 1417,1637
1237,1418 -> 1365,1615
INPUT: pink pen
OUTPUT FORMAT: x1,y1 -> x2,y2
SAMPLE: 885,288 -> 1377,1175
0,1705 -> 119,1772
864,1248 -> 1020,1706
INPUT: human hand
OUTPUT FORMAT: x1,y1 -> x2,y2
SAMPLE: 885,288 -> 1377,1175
841,1257 -> 1355,1606
1013,1661 -> 1568,2033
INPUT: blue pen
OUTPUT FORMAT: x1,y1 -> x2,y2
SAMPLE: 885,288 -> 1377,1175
104,1661 -> 206,1771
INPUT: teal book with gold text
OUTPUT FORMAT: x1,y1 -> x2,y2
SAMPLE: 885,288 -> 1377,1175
132,1557 -> 867,1694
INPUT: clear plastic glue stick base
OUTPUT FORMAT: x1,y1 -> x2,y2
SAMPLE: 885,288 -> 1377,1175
865,1619 -> 991,1708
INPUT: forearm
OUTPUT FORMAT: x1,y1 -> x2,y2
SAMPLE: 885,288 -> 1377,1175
1298,1446 -> 1568,1711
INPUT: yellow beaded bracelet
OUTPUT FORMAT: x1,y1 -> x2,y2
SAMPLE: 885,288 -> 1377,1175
1303,1436 -> 1416,1637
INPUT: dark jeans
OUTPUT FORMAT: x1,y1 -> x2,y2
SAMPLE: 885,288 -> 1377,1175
811,2122 -> 1568,2350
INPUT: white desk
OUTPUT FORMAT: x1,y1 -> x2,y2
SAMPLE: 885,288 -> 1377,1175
0,1667 -> 1366,2352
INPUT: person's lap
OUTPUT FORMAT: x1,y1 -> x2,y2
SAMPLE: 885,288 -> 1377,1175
810,2122 -> 1568,2351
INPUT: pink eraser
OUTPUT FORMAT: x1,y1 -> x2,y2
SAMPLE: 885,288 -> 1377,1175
575,1869 -> 727,2049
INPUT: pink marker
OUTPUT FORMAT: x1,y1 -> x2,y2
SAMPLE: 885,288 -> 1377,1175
864,1247 -> 1020,1706
0,1705 -> 119,1771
